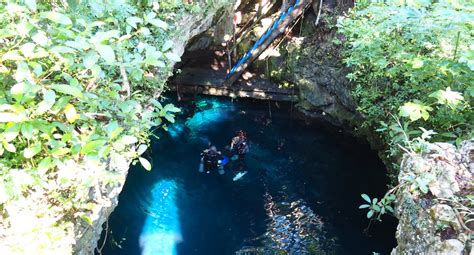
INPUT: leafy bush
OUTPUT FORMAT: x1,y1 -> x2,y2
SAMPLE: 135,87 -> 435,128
0,0 -> 212,253
338,0 -> 473,162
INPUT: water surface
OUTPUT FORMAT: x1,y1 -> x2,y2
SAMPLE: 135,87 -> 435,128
101,96 -> 397,255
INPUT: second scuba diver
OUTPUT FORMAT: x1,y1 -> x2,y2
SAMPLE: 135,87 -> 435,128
229,130 -> 249,174
200,145 -> 224,174
230,130 -> 249,159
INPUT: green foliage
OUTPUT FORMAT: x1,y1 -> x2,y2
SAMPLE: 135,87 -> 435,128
359,193 -> 396,221
338,0 -> 474,161
0,0 -> 212,253
342,1 -> 473,225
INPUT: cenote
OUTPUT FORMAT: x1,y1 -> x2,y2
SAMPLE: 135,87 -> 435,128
99,96 -> 398,255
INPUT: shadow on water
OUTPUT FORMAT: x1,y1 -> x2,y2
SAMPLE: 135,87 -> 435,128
99,96 -> 398,255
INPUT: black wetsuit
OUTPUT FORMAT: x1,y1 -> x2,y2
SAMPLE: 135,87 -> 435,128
201,149 -> 223,172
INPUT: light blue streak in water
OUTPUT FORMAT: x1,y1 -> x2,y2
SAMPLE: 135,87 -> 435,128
168,123 -> 185,140
139,180 -> 182,255
185,99 -> 234,133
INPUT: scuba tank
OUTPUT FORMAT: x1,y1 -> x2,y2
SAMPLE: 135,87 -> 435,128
198,157 -> 204,172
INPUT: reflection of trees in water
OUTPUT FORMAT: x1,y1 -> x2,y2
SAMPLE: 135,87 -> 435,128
237,194 -> 337,254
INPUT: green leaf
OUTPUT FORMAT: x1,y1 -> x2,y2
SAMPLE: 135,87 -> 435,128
4,124 -> 20,142
399,102 -> 432,121
14,62 -> 31,82
126,16 -> 142,29
148,18 -> 168,29
42,11 -> 72,26
51,84 -> 83,98
386,206 -> 394,213
23,143 -> 41,158
162,40 -> 173,52
2,51 -> 24,61
51,46 -> 76,54
64,104 -> 79,123
0,113 -> 26,122
164,114 -> 175,123
359,204 -> 370,209
38,156 -> 53,175
120,135 -> 138,145
52,96 -> 71,112
81,140 -> 106,154
81,214 -> 93,226
137,144 -> 148,155
139,157 -> 152,171
51,147 -> 70,157
95,44 -> 115,63
21,122 -> 34,139
165,52 -> 181,62
25,0 -> 37,11
32,31 -> 48,46
164,104 -> 181,113
83,51 -> 99,69
429,87 -> 464,109
361,194 -> 371,203
367,210 -> 374,219
105,121 -> 124,140
372,198 -> 378,205
411,58 -> 424,69
3,141 -> 16,153
36,90 -> 56,114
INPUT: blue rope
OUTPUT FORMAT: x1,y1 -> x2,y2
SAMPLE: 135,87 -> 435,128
229,0 -> 302,76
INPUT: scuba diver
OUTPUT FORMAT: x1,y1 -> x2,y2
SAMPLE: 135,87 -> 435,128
229,130 -> 249,176
230,130 -> 249,159
199,145 -> 224,174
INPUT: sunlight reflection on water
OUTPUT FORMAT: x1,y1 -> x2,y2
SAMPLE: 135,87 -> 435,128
139,180 -> 182,255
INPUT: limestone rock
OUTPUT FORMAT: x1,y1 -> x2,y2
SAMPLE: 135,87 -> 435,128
391,140 -> 473,255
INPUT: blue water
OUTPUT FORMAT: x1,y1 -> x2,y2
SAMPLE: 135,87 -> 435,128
100,96 -> 397,255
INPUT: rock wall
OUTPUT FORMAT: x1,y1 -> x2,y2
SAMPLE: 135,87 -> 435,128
269,2 -> 359,128
391,140 -> 473,255
73,2 -> 235,254
273,3 -> 473,254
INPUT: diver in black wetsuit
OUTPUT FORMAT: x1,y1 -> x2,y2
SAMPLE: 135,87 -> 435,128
230,130 -> 249,172
230,130 -> 249,159
200,146 -> 223,173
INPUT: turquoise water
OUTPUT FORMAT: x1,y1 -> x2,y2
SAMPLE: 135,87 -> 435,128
100,96 -> 397,255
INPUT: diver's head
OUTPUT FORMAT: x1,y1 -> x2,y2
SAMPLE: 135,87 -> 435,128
237,130 -> 245,138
